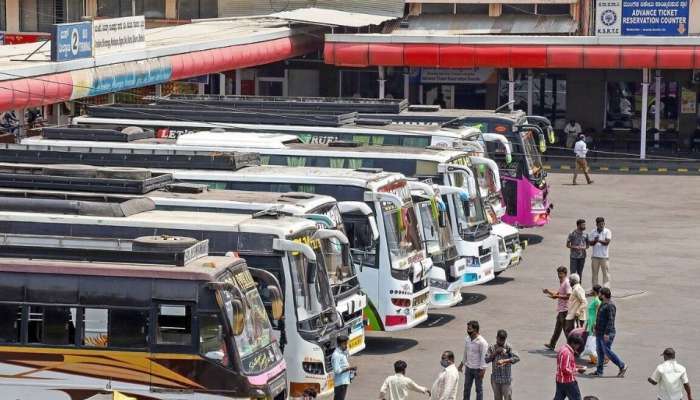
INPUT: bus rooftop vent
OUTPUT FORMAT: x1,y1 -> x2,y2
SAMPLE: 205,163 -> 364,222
328,141 -> 362,148
43,127 -> 155,142
354,167 -> 383,174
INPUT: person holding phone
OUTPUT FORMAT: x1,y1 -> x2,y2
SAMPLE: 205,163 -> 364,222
589,217 -> 612,289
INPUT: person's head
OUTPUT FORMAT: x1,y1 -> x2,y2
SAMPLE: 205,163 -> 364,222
467,320 -> 480,338
302,388 -> 317,399
394,360 -> 407,374
567,332 -> 584,354
590,284 -> 602,296
440,351 -> 455,368
569,119 -> 575,125
578,134 -> 586,141
576,219 -> 586,231
662,347 -> 676,361
556,265 -> 568,281
596,217 -> 605,230
599,287 -> 612,302
337,334 -> 349,351
569,273 -> 580,288
496,329 -> 508,347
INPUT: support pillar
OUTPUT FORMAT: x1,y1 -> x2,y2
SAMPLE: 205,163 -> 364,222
235,69 -> 242,95
654,71 -> 661,130
403,72 -> 410,100
507,68 -> 515,111
338,70 -> 343,97
378,66 -> 386,100
219,73 -> 226,96
107,93 -> 116,104
527,69 -> 534,115
640,68 -> 650,160
155,84 -> 162,97
198,83 -> 205,95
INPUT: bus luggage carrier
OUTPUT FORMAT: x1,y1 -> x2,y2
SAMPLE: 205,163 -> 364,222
86,104 -> 358,127
0,233 -> 209,267
149,94 -> 409,114
0,143 -> 261,171
0,163 -> 173,194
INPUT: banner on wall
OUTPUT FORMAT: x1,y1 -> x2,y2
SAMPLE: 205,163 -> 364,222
93,16 -> 146,55
681,87 -> 696,114
596,0 -> 689,36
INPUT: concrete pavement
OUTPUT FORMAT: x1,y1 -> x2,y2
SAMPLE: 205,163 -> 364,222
345,172 -> 700,400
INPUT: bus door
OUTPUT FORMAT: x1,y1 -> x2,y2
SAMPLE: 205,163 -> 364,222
150,301 -> 197,396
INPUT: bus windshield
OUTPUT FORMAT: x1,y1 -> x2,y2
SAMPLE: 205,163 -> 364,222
219,282 -> 276,374
520,130 -> 543,178
382,203 -> 422,266
317,237 -> 353,287
288,252 -> 335,326
416,201 -> 453,258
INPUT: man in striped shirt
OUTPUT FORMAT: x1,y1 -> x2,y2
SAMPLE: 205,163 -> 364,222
554,334 -> 587,400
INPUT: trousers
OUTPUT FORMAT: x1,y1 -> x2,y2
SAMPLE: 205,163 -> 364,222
596,334 -> 625,374
491,380 -> 512,400
570,257 -> 585,282
573,158 -> 592,184
549,311 -> 568,349
464,368 -> 484,400
553,382 -> 581,400
591,257 -> 610,288
334,384 -> 348,400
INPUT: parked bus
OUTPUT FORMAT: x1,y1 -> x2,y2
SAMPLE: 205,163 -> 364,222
0,233 -> 287,400
0,169 -> 369,356
0,195 -> 344,399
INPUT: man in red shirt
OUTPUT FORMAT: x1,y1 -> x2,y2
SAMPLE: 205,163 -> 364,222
554,334 -> 587,400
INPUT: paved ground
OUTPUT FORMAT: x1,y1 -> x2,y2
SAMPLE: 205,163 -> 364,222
346,172 -> 700,400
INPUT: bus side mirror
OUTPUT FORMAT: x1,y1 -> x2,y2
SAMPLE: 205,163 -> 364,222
538,133 -> 547,152
268,286 -> 284,321
229,297 -> 247,336
439,211 -> 447,228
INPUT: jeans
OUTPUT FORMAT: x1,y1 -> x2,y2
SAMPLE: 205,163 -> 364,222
464,368 -> 484,400
553,381 -> 581,400
334,384 -> 348,400
570,257 -> 585,282
549,311 -> 568,348
596,334 -> 625,374
591,257 -> 610,288
491,380 -> 512,400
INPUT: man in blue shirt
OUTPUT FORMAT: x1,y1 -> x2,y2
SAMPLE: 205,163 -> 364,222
332,335 -> 357,400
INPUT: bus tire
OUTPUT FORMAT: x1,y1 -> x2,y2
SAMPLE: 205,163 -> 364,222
132,235 -> 198,252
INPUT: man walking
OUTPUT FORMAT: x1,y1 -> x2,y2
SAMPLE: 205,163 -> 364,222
648,348 -> 693,400
590,287 -> 628,378
485,330 -> 520,400
589,217 -> 612,288
573,134 -> 593,185
379,360 -> 430,400
543,266 -> 571,351
566,219 -> 589,281
565,273 -> 587,336
431,351 -> 460,400
459,320 -> 489,400
565,119 -> 583,148
332,335 -> 357,400
554,334 -> 587,400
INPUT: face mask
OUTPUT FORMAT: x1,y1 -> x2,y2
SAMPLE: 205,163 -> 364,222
440,359 -> 451,368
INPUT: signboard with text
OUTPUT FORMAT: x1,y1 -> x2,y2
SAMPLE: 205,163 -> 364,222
50,21 -> 93,62
596,0 -> 689,36
93,16 -> 146,55
419,68 -> 497,84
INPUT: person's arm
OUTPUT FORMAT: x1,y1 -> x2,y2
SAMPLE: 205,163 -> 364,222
599,230 -> 611,246
484,345 -> 495,364
479,339 -> 488,377
566,233 -> 573,249
684,383 -> 692,400
406,378 -> 428,394
459,342 -> 467,371
379,378 -> 389,400
506,347 -> 520,365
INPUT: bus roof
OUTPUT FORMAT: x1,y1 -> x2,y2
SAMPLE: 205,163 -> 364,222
0,208 -> 317,238
284,142 -> 468,161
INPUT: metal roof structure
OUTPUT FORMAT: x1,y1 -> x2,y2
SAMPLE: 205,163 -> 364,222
388,14 -> 577,35
218,0 -> 405,19
270,8 -> 399,28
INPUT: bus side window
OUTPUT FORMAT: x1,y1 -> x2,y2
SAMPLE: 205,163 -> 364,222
0,304 -> 21,343
27,306 -> 77,346
109,309 -> 149,349
199,313 -> 227,365
83,308 -> 108,347
156,305 -> 193,347
343,215 -> 377,269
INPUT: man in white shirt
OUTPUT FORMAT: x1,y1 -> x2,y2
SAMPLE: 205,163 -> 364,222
573,134 -> 593,185
648,348 -> 693,400
432,351 -> 460,400
589,217 -> 612,289
564,119 -> 583,148
379,360 -> 430,400
458,320 -> 489,400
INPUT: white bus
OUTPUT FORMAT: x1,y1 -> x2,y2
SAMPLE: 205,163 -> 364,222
0,233 -> 288,400
0,176 -> 369,356
0,196 -> 344,399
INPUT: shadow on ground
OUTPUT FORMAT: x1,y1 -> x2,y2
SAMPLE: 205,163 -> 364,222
417,313 -> 455,329
484,276 -> 515,286
520,234 -> 544,246
362,337 -> 418,355
458,292 -> 487,306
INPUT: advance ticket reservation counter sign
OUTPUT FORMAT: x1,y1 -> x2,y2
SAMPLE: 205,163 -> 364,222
596,0 -> 690,36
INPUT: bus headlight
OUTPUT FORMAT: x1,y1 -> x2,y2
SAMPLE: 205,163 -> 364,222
530,195 -> 546,211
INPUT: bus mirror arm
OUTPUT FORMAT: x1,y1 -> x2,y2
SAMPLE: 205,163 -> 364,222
303,214 -> 334,229
437,185 -> 468,198
312,229 -> 349,245
272,239 -> 317,263
364,191 -> 403,209
408,181 -> 435,197
470,156 -> 502,192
